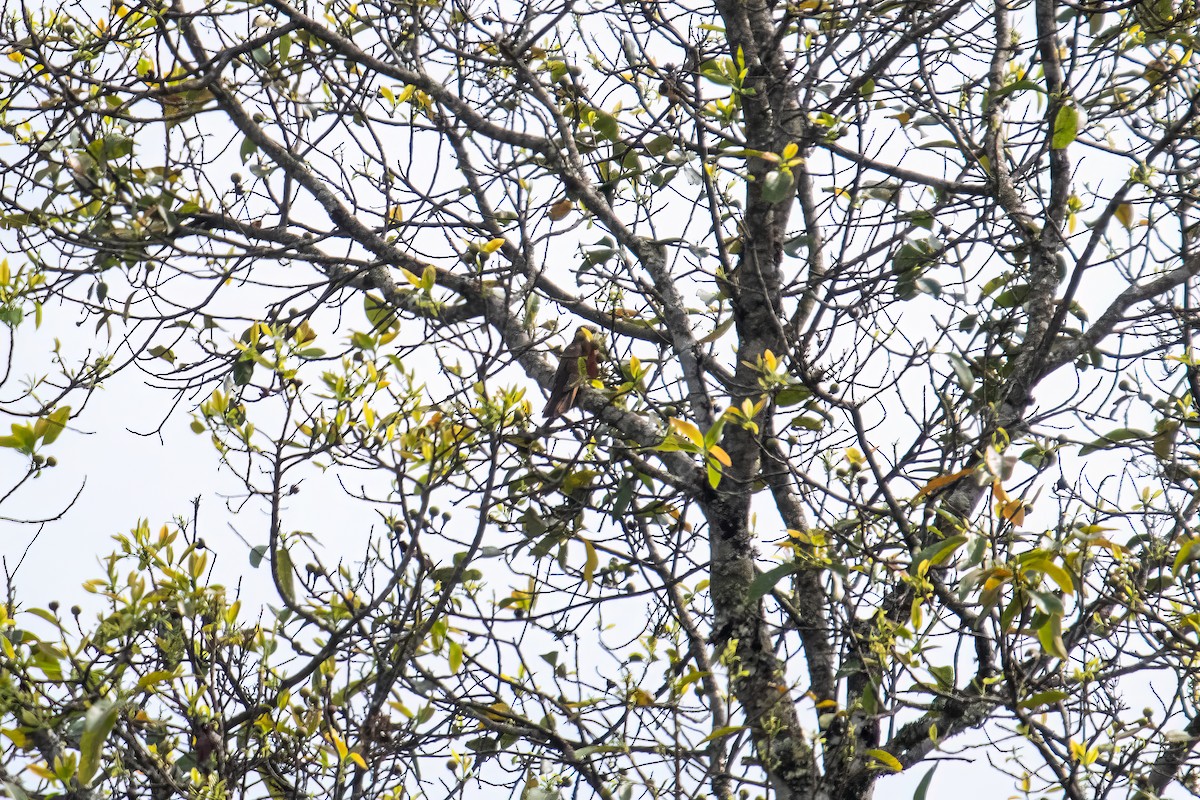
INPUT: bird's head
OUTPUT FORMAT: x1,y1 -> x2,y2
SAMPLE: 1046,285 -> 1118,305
576,325 -> 597,342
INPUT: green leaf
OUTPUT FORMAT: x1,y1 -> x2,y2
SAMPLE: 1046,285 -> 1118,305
993,285 -> 1030,308
148,345 -> 176,365
947,354 -> 974,392
775,386 -> 812,407
912,535 -> 968,570
77,698 -> 118,786
928,664 -> 954,690
232,359 -> 254,386
574,744 -> 624,758
593,110 -> 620,141
912,766 -> 937,800
1051,105 -> 1080,149
240,137 -> 258,164
249,544 -> 268,568
1028,588 -> 1064,616
1154,419 -> 1180,460
760,168 -> 795,204
1079,427 -> 1149,455
747,562 -> 802,602
275,541 -> 296,605
646,135 -> 673,156
994,79 -> 1045,99
1018,690 -> 1069,709
899,209 -> 934,230
3,781 -> 30,800
893,238 -> 937,273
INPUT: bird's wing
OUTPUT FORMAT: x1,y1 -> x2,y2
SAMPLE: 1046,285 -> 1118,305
544,339 -> 586,419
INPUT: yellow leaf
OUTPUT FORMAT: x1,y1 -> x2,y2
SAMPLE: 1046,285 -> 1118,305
27,763 -> 54,780
915,466 -> 974,499
630,688 -> 655,707
579,535 -> 599,588
669,417 -> 704,447
982,568 -> 1013,593
481,238 -> 505,254
707,444 -> 732,468
329,731 -> 348,761
997,497 -> 1025,525
867,749 -> 903,772
350,751 -> 367,769
1115,203 -> 1135,229
483,701 -> 513,721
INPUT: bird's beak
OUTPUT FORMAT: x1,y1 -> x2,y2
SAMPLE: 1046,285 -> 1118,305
580,328 -> 594,341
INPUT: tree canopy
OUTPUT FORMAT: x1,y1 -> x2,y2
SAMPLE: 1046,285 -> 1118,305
3,0 -> 1200,798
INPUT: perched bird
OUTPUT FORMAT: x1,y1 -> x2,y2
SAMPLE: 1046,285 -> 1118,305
544,326 -> 599,421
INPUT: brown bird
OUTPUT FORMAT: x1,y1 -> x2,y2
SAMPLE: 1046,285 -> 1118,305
544,326 -> 599,421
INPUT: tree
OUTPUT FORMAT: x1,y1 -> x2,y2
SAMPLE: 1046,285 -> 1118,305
3,0 -> 1200,797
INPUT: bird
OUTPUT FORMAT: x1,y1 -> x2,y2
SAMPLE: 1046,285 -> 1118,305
544,326 -> 599,421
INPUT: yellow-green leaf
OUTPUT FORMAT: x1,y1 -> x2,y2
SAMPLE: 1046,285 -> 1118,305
700,725 -> 746,743
137,669 -> 181,692
1036,613 -> 1068,659
78,698 -> 118,786
274,541 -> 296,605
40,406 -> 70,446
1175,537 -> 1199,578
1051,104 -> 1080,149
